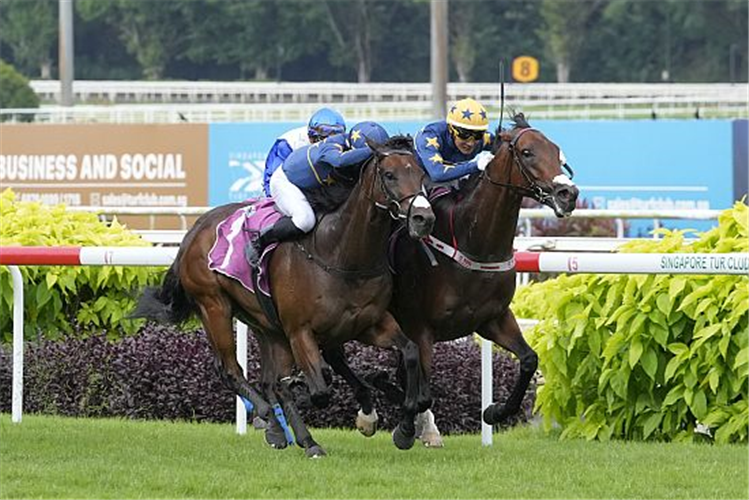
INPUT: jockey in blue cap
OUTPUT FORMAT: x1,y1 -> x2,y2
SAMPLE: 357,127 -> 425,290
247,121 -> 389,266
262,107 -> 346,197
414,97 -> 495,185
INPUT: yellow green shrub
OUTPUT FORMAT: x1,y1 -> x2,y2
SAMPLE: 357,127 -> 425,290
0,189 -> 164,341
513,201 -> 748,443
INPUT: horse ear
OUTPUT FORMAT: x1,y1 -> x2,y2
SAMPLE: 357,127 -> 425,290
365,137 -> 384,153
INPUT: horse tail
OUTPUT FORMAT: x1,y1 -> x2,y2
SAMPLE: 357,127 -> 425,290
131,254 -> 196,325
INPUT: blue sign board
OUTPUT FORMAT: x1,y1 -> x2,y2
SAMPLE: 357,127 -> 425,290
208,123 -> 292,204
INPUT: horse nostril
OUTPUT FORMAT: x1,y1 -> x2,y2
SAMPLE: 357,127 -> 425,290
412,214 -> 426,225
556,186 -> 574,202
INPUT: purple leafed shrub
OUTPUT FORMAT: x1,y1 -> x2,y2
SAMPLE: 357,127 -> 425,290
0,323 -> 535,433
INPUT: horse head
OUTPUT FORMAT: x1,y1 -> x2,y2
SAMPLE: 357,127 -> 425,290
366,135 -> 435,238
491,113 -> 579,217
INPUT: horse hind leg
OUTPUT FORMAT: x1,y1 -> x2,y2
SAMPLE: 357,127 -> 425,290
478,311 -> 538,426
322,346 -> 379,437
197,295 -> 271,423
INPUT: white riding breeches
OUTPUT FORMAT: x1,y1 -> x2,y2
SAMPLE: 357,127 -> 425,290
269,167 -> 316,232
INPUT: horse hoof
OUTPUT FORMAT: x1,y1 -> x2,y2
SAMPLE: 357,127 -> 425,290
310,391 -> 331,409
392,425 -> 415,450
305,445 -> 327,458
420,431 -> 444,448
252,416 -> 268,430
355,409 -> 378,438
483,404 -> 501,426
265,428 -> 288,449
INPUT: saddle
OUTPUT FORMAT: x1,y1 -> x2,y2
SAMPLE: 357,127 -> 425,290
207,198 -> 282,297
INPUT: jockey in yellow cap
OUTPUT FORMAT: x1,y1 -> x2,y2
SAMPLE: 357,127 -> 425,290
414,97 -> 495,184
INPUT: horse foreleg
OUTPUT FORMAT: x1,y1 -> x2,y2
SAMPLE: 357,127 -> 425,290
256,334 -> 294,449
411,335 -> 443,447
477,309 -> 538,426
415,409 -> 444,448
322,345 -> 378,437
197,296 -> 271,422
276,378 -> 326,458
288,328 -> 331,408
362,313 -> 430,451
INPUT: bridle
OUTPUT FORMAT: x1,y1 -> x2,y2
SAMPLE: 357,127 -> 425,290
481,127 -> 575,205
367,149 -> 429,226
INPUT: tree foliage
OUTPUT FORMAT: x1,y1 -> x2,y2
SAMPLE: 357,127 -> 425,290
0,60 -> 40,120
0,0 -> 746,83
0,0 -> 57,78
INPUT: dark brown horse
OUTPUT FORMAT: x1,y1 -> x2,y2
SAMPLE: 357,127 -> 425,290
331,113 -> 579,444
133,136 -> 435,457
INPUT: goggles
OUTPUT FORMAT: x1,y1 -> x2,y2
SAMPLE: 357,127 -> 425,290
450,125 -> 484,142
309,124 -> 345,140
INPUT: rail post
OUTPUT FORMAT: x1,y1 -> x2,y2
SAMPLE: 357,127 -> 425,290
10,266 -> 24,423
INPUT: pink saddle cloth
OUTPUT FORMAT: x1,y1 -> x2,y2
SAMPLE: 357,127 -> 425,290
207,198 -> 283,296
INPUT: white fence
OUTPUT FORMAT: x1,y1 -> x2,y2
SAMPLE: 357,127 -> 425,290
3,245 -> 746,447
2,81 -> 745,123
29,80 -> 749,106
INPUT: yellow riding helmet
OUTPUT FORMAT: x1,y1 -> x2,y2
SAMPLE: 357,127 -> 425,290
446,97 -> 489,131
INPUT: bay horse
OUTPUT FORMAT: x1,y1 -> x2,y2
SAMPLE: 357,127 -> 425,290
331,113 -> 580,444
133,136 -> 435,457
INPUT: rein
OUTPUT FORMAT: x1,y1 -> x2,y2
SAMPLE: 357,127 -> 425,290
293,242 -> 388,280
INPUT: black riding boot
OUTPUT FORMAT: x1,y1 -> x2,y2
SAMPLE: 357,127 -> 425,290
246,216 -> 305,267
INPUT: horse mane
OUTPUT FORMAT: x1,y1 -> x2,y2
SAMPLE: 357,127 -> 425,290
304,134 -> 415,213
492,110 -> 531,153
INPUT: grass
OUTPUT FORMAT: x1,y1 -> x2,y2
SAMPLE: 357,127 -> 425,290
1,414 -> 747,499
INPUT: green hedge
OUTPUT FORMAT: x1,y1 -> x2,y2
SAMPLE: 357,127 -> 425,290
0,189 -> 164,341
512,201 -> 748,443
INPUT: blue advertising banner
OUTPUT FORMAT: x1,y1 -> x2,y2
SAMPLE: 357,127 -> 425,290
208,121 -> 423,205
535,120 -> 734,235
208,123 -> 292,204
733,119 -> 748,203
209,120 -> 739,236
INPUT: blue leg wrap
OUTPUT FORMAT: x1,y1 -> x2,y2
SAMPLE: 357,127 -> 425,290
241,396 -> 254,414
273,403 -> 295,446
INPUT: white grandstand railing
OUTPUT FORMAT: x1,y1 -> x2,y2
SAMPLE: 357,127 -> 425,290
2,100 -> 745,124
3,81 -> 744,123
29,80 -> 749,105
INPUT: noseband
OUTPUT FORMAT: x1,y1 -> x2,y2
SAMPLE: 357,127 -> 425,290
482,127 -> 575,205
368,150 -> 429,223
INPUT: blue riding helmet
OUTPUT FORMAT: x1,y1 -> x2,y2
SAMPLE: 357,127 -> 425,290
348,121 -> 389,149
307,107 -> 346,140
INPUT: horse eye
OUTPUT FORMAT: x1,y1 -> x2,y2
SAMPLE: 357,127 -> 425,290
522,149 -> 532,157
383,171 -> 396,181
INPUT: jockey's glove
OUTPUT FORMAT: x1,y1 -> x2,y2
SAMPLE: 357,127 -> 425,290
475,151 -> 494,171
